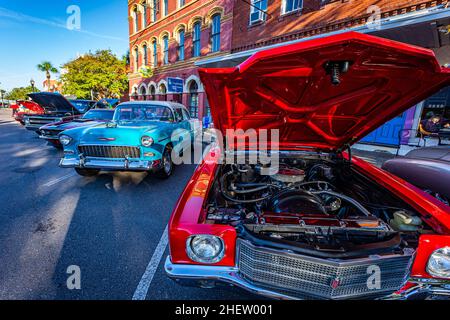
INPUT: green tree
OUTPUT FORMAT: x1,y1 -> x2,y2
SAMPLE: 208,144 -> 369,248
37,61 -> 59,91
4,86 -> 40,101
61,50 -> 129,99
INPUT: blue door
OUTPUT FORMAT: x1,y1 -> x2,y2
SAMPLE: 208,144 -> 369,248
360,112 -> 407,146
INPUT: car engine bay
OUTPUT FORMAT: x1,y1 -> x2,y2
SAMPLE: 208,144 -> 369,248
205,156 -> 430,259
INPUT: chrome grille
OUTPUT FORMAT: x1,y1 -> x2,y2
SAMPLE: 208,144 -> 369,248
78,145 -> 140,158
28,116 -> 61,126
237,239 -> 414,300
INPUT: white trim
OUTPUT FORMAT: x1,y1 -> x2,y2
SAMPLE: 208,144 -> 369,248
196,5 -> 450,67
183,75 -> 203,93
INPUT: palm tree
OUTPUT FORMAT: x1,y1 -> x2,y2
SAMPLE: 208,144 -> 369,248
37,61 -> 58,92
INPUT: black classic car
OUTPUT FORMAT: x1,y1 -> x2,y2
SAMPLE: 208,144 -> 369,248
24,93 -> 95,132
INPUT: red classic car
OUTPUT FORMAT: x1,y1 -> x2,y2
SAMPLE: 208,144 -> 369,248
165,32 -> 450,300
12,100 -> 44,125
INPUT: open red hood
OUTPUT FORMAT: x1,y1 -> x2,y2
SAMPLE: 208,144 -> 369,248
199,32 -> 450,151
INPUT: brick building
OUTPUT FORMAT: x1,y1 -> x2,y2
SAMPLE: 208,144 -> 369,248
128,0 -> 234,121
200,0 -> 450,152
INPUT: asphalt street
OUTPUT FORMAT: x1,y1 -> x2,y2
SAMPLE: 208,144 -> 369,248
0,109 -> 257,300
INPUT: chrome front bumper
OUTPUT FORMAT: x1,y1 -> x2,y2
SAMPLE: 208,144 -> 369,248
164,257 -> 450,300
60,157 -> 154,171
39,135 -> 59,140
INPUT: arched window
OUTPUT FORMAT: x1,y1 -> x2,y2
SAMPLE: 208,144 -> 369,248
159,83 -> 167,101
143,44 -> 148,66
188,81 -> 199,118
163,35 -> 169,65
133,7 -> 139,32
149,85 -> 156,100
152,40 -> 157,66
134,47 -> 139,71
178,29 -> 185,61
142,1 -> 148,27
192,21 -> 201,57
211,14 -> 221,53
140,86 -> 147,100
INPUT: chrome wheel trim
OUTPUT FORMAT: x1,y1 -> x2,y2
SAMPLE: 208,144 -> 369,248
163,150 -> 172,174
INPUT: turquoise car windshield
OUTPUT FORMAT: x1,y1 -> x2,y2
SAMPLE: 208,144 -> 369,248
114,105 -> 174,123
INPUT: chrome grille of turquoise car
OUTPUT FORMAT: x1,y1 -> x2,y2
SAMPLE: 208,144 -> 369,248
237,239 -> 414,300
78,145 -> 140,159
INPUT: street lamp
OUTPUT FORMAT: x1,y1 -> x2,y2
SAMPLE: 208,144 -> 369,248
30,79 -> 36,92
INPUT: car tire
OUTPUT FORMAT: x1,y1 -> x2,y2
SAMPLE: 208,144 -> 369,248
75,168 -> 100,177
156,145 -> 174,179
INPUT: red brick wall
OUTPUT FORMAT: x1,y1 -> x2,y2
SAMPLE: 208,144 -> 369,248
231,0 -> 444,53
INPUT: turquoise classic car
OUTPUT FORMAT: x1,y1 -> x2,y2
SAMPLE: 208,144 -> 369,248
59,101 -> 197,178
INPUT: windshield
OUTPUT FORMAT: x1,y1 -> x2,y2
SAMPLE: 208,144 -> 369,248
70,100 -> 94,112
82,110 -> 114,120
113,105 -> 174,122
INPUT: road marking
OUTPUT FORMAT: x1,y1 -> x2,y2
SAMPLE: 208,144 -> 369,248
132,225 -> 169,300
42,172 -> 77,188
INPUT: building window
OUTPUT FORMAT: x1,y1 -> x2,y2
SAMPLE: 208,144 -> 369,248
152,0 -> 157,22
178,29 -> 185,61
142,2 -> 148,27
159,83 -> 167,101
189,81 -> 199,118
140,86 -> 147,100
152,40 -> 157,66
163,0 -> 168,16
133,7 -> 139,32
134,47 -> 139,71
282,0 -> 303,14
163,35 -> 169,65
211,14 -> 221,53
149,85 -> 156,100
250,0 -> 268,24
178,0 -> 185,8
143,44 -> 148,66
192,21 -> 201,57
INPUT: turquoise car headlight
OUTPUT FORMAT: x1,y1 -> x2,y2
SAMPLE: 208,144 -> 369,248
141,136 -> 154,147
186,235 -> 224,264
427,247 -> 450,278
59,135 -> 72,146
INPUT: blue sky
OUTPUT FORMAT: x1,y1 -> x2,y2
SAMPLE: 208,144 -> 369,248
0,0 -> 129,92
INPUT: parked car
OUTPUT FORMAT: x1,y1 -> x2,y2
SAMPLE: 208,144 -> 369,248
382,146 -> 450,206
23,93 -> 91,132
38,109 -> 115,148
12,100 -> 44,125
59,101 -> 197,178
165,32 -> 450,300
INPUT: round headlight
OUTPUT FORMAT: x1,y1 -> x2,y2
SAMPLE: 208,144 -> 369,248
141,136 -> 154,147
59,135 -> 72,146
186,235 -> 224,264
427,247 -> 450,279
